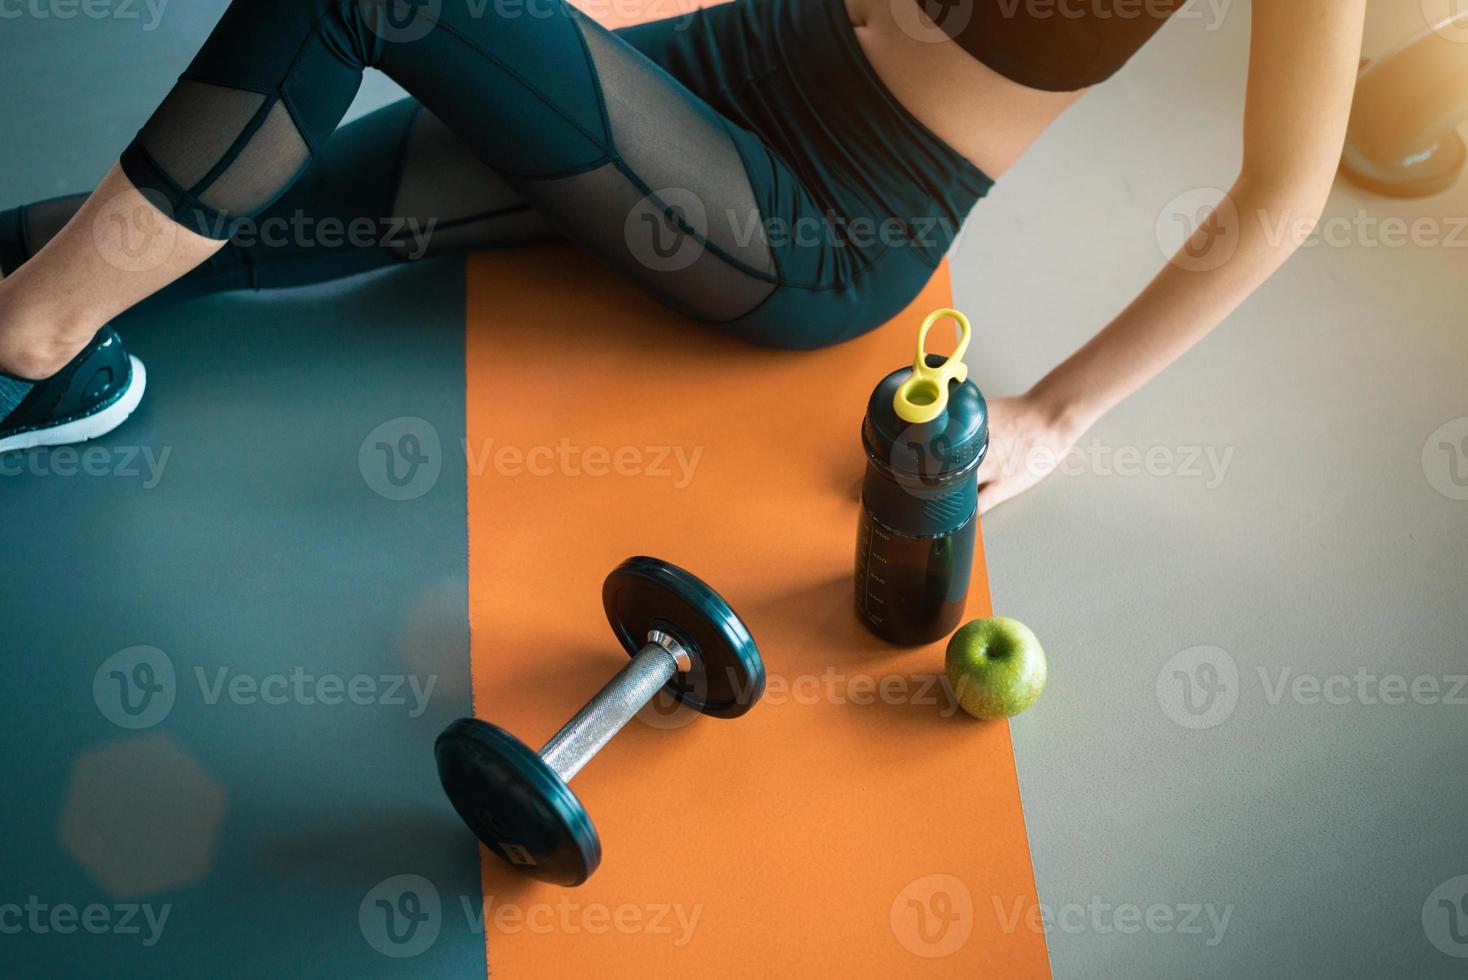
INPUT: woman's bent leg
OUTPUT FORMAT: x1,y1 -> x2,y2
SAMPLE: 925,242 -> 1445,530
1,0 -> 841,375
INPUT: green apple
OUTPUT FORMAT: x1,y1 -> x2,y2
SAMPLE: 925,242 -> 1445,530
945,617 -> 1047,720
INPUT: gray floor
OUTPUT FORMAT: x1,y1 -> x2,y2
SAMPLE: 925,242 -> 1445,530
959,4 -> 1468,977
2,2 -> 1465,978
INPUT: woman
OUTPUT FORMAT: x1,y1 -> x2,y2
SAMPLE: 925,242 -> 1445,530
0,0 -> 1365,510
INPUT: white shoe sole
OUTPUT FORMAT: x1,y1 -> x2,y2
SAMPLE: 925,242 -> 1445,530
0,356 -> 147,454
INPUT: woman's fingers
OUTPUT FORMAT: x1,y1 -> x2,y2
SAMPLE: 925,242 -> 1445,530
978,473 -> 1025,514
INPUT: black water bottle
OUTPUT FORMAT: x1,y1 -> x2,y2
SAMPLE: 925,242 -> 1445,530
855,309 -> 989,646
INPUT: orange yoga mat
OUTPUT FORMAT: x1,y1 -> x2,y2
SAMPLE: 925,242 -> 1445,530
464,243 -> 1048,976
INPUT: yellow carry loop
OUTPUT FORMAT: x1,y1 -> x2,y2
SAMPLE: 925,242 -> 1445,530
892,308 -> 971,424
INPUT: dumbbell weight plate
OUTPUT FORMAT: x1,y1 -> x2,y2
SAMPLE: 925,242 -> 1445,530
435,720 -> 601,887
602,557 -> 765,719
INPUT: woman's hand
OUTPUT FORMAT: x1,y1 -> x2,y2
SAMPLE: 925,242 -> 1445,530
977,392 -> 1089,514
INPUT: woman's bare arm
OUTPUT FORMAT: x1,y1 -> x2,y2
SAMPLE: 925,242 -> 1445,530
979,0 -> 1368,512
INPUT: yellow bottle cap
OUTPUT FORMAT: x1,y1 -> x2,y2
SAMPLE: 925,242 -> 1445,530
893,308 -> 971,424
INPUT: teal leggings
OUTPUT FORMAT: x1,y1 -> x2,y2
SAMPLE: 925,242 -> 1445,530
1,0 -> 992,349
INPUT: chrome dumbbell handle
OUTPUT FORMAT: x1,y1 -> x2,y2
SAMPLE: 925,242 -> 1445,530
538,631 -> 692,783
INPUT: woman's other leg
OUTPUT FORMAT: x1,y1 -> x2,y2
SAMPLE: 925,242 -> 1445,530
0,166 -> 222,378
0,98 -> 559,316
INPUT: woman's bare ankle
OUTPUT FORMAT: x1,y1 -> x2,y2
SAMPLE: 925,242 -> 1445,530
0,319 -> 98,380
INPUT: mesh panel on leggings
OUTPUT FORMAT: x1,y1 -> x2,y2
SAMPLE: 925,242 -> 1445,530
580,24 -> 773,275
389,109 -> 557,258
137,81 -> 267,190
504,19 -> 777,324
137,78 -> 309,221
520,162 -> 773,323
197,101 -> 311,215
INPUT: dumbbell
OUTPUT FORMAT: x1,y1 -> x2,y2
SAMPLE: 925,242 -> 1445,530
435,556 -> 765,887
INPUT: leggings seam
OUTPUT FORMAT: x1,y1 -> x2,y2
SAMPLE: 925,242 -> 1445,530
432,204 -> 539,231
125,142 -> 233,236
491,156 -> 614,183
353,0 -> 617,161
564,10 -> 787,289
762,238 -> 917,295
177,71 -> 272,97
290,4 -> 365,153
179,0 -> 357,156
609,157 -> 781,286
700,279 -> 780,327
710,114 -> 784,284
277,89 -> 317,157
567,10 -> 615,154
